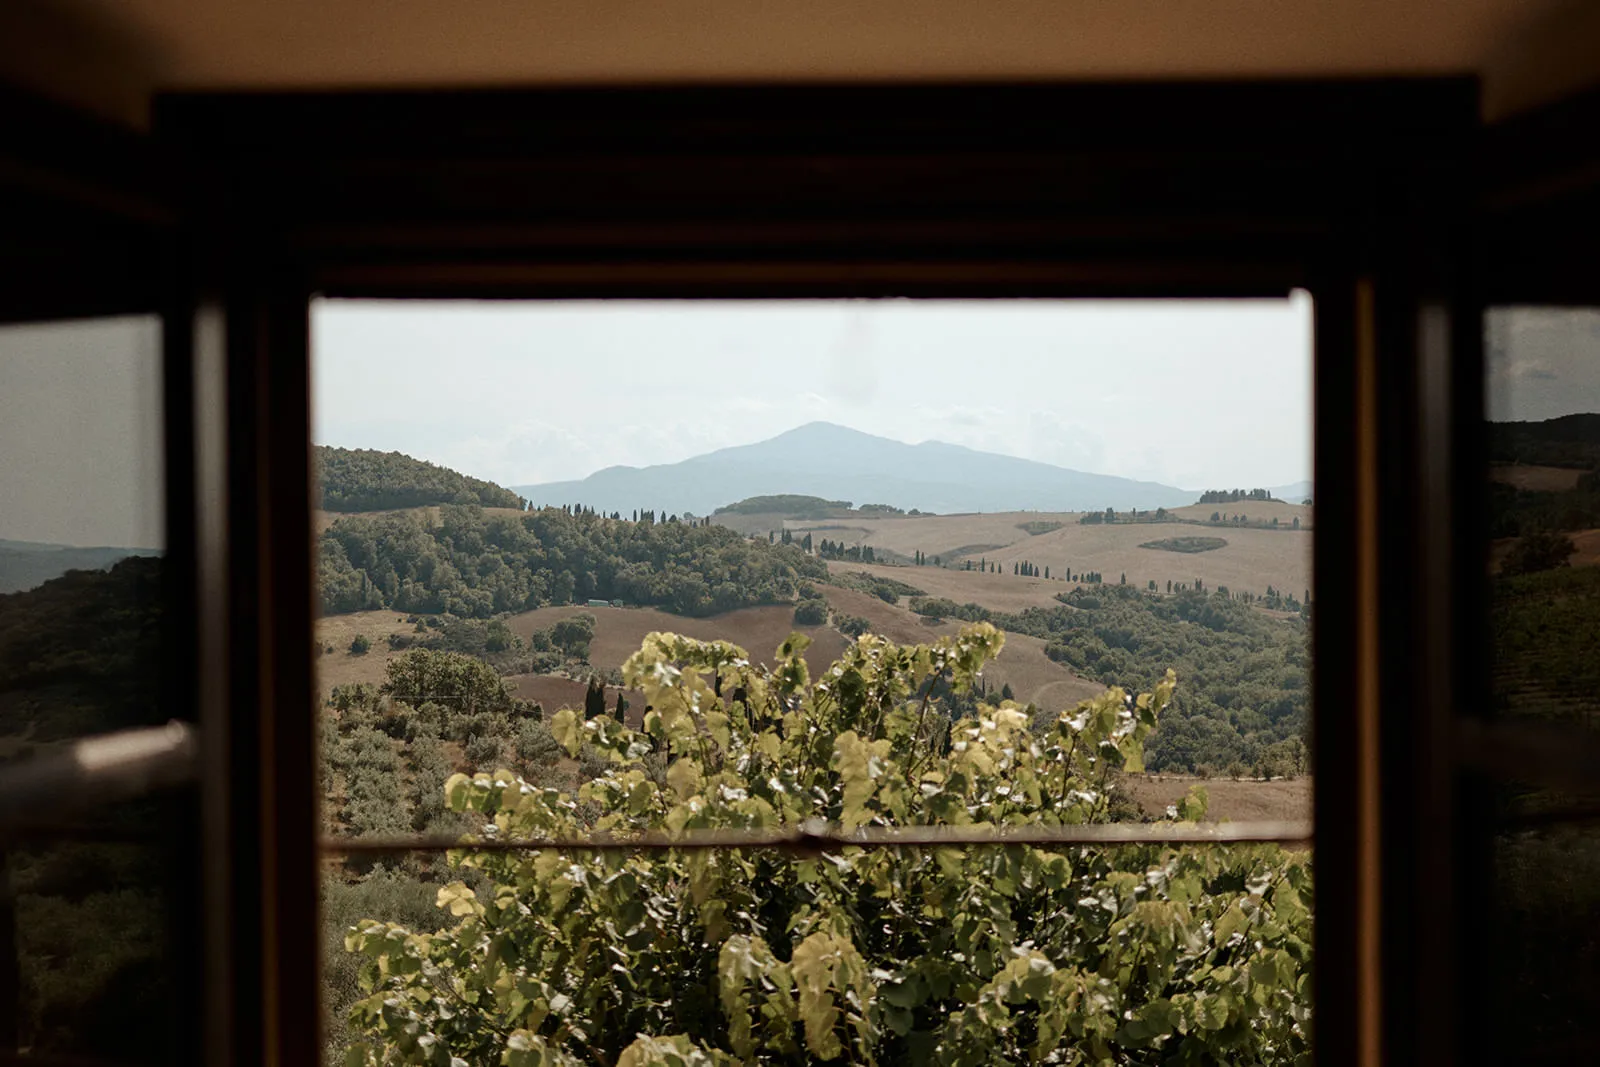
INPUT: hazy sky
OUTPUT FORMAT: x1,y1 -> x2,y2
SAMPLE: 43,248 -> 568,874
315,297 -> 1315,491
8,302 -> 1590,551
0,317 -> 164,548
1486,307 -> 1600,422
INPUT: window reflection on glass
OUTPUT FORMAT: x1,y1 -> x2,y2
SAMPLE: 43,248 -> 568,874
1487,307 -> 1600,731
313,298 -> 1314,1063
1484,306 -> 1600,1067
0,316 -> 178,1061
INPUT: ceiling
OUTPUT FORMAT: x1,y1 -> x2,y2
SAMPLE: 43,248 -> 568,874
3,0 -> 1598,126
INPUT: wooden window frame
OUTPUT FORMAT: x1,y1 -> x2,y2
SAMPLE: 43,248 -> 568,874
0,82 -> 202,1067
149,80 -> 1490,1067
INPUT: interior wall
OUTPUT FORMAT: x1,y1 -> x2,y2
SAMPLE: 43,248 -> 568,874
1482,0 -> 1600,120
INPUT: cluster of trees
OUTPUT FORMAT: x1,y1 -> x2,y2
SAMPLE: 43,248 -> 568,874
715,494 -> 853,517
321,649 -> 569,1049
1502,530 -> 1578,576
1490,413 -> 1600,470
907,596 -> 996,622
769,528 -> 805,550
1488,476 -> 1600,537
910,549 -> 942,565
1074,503 -> 1302,532
316,446 -> 524,512
815,538 -> 878,563
1258,586 -> 1307,613
550,506 -> 716,527
581,674 -> 627,721
374,614 -> 519,661
1205,512 -> 1300,530
956,558 -> 1109,583
318,504 -> 827,618
794,592 -> 830,625
0,555 -> 164,741
1192,736 -> 1309,782
1197,488 -> 1277,504
829,570 -> 924,605
718,495 -> 919,520
1143,536 -> 1229,554
343,627 -> 1311,1065
835,613 -> 873,637
1030,586 -> 1308,772
1076,506 -> 1179,526
1484,416 -> 1600,536
907,584 -> 1307,771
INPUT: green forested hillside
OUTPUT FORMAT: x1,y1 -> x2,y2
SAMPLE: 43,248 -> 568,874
1490,413 -> 1600,469
1026,586 -> 1308,773
895,584 -> 1307,773
0,556 -> 187,1059
315,446 -> 524,512
318,505 -> 829,618
714,494 -> 853,517
0,555 -> 164,740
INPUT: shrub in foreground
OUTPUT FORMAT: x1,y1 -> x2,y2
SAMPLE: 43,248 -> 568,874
345,625 -> 1312,1065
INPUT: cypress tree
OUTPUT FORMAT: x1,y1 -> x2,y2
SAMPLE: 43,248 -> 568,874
584,676 -> 607,721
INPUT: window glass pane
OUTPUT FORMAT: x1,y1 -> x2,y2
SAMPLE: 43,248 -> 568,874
1483,306 -> 1600,1066
0,316 -> 186,1061
314,298 -> 1314,1063
1485,821 -> 1600,1065
1487,307 -> 1600,733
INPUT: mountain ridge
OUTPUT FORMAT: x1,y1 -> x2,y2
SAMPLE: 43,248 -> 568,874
514,421 -> 1206,516
0,541 -> 161,595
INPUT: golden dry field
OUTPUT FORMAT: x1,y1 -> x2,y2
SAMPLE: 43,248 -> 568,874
505,603 -> 851,678
801,509 -> 1310,606
829,560 -> 1068,613
505,673 -> 648,728
1488,463 -> 1585,492
987,522 -> 1309,601
790,510 -> 1055,560
1117,774 -> 1312,824
314,609 -> 425,697
315,596 -> 1099,722
830,528 -> 1308,614
821,585 -> 961,643
820,585 -> 1102,708
984,632 -> 1106,709
1169,500 -> 1312,525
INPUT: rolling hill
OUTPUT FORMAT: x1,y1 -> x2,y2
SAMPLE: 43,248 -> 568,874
316,445 -> 524,512
0,539 -> 161,594
514,421 -> 1195,515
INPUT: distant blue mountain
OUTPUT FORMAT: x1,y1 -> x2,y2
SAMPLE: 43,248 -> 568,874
0,539 -> 160,594
513,421 -> 1197,516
